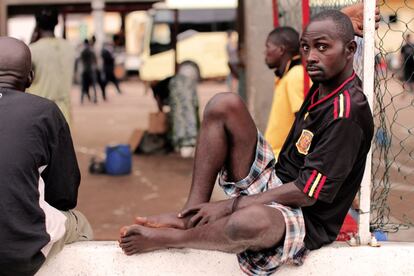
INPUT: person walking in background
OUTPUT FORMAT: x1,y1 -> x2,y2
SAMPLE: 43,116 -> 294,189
28,7 -> 75,126
79,39 -> 99,104
91,35 -> 107,100
0,37 -> 93,276
101,42 -> 122,95
401,34 -> 414,92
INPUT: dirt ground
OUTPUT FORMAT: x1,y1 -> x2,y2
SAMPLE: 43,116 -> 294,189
71,79 -> 228,240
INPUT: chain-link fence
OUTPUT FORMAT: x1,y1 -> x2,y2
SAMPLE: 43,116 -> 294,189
275,0 -> 413,236
371,0 -> 414,233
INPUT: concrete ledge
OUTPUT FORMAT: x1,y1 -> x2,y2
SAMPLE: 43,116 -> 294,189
37,241 -> 414,276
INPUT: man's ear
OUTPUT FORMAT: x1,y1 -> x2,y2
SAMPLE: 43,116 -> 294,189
279,44 -> 286,55
345,40 -> 357,59
25,70 -> 34,88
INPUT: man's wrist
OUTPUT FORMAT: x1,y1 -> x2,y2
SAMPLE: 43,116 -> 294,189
231,195 -> 244,213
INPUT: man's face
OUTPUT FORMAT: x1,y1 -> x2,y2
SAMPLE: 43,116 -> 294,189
300,19 -> 351,83
264,37 -> 283,69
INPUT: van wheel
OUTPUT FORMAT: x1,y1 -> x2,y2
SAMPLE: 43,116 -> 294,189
178,61 -> 201,82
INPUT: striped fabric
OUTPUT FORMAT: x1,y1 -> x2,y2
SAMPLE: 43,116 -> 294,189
219,131 -> 307,275
333,90 -> 351,119
303,170 -> 327,200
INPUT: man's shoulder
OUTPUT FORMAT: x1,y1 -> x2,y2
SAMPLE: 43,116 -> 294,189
19,91 -> 61,112
286,64 -> 305,76
282,65 -> 305,84
31,38 -> 74,54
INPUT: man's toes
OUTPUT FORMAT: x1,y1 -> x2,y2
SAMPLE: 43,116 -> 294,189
123,225 -> 143,236
124,247 -> 139,255
119,226 -> 129,237
135,216 -> 148,225
121,242 -> 135,251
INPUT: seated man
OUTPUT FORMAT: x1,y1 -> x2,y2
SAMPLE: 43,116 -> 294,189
263,26 -> 309,159
119,10 -> 374,275
0,37 -> 93,276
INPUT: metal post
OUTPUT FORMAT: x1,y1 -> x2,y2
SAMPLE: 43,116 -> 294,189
0,0 -> 7,36
172,9 -> 178,74
358,0 -> 376,245
62,12 -> 67,39
92,0 -> 105,54
272,0 -> 279,27
301,0 -> 310,96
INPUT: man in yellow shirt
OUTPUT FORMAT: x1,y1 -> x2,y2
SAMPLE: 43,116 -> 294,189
264,27 -> 310,160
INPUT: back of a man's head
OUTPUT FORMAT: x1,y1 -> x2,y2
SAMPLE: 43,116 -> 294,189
309,9 -> 354,44
0,37 -> 32,91
35,7 -> 58,31
267,26 -> 300,56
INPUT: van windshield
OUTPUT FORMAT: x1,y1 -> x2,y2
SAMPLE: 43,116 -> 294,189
149,8 -> 236,55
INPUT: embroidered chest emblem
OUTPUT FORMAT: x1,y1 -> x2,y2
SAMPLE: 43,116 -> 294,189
296,129 -> 314,155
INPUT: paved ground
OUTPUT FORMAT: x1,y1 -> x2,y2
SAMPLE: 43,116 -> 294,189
71,79 -> 228,240
70,78 -> 413,241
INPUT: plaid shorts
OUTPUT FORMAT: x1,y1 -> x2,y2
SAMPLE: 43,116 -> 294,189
219,131 -> 308,276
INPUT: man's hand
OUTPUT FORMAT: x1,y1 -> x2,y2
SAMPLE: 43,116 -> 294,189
341,2 -> 381,37
179,199 -> 234,228
135,213 -> 186,229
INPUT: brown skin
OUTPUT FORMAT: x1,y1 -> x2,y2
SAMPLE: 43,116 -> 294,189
119,3 -> 372,255
0,37 -> 34,91
300,19 -> 357,98
120,92 -> 311,254
264,37 -> 293,77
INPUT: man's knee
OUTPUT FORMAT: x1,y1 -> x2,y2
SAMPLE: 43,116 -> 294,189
204,92 -> 245,121
64,210 -> 94,243
224,205 -> 277,243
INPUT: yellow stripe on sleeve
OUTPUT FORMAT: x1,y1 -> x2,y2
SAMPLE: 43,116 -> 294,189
339,94 -> 344,118
308,173 -> 322,197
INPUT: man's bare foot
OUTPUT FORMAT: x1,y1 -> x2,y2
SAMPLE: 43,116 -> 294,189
135,213 -> 187,229
119,224 -> 175,255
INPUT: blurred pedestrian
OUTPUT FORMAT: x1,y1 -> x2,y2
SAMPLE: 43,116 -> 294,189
28,7 -> 75,126
79,39 -> 98,103
91,35 -> 107,100
401,34 -> 414,92
101,42 -> 122,95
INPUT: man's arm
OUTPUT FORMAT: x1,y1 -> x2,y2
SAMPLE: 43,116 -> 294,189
42,104 -> 80,210
180,182 -> 315,228
235,181 -> 316,210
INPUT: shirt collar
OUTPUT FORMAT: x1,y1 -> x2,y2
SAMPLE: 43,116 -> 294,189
274,55 -> 302,77
308,71 -> 356,111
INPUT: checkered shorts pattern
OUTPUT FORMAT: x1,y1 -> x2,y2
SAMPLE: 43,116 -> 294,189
219,131 -> 307,275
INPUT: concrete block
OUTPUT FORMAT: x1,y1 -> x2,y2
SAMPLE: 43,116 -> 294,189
37,241 -> 414,276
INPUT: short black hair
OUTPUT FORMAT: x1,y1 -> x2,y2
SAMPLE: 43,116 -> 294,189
267,26 -> 300,55
35,7 -> 58,31
310,9 -> 354,43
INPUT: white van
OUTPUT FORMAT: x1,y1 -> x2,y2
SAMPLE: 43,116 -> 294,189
133,1 -> 237,82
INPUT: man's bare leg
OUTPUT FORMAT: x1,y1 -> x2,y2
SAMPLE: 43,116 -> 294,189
135,93 -> 258,228
121,204 -> 286,255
